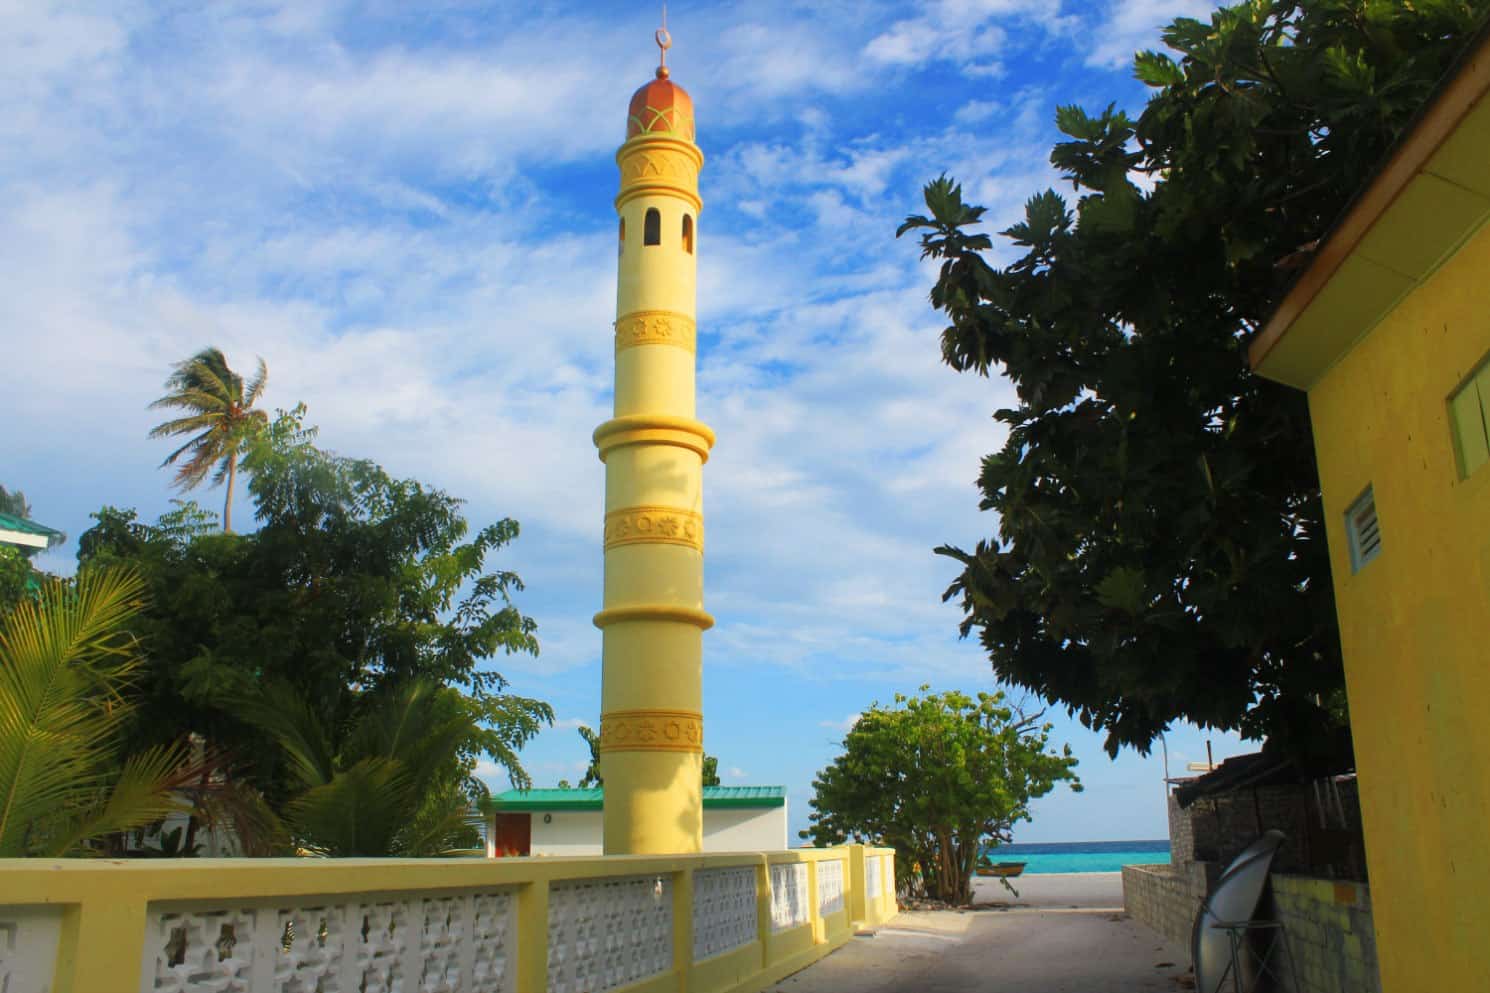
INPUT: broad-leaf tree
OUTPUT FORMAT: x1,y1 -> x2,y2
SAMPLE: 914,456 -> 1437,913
898,0 -> 1489,763
576,725 -> 722,788
0,486 -> 32,519
0,548 -> 32,613
79,406 -> 553,820
578,725 -> 602,788
149,347 -> 269,532
803,689 -> 1080,905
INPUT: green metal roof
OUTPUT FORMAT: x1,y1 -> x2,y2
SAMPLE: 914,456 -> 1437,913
492,789 -> 603,810
702,786 -> 786,805
0,512 -> 63,550
489,786 -> 785,812
0,512 -> 62,538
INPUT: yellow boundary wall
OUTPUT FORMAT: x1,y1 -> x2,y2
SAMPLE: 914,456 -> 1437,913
0,844 -> 896,993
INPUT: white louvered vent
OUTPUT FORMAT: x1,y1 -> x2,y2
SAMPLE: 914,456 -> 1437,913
1346,488 -> 1381,572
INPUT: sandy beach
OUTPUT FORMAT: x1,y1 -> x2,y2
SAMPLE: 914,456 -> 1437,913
969,870 -> 1129,909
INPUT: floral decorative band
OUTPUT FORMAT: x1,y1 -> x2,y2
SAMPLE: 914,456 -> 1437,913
599,708 -> 704,752
604,505 -> 703,552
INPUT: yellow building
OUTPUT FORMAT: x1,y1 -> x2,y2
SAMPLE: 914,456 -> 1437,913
1251,33 -> 1490,991
594,31 -> 714,855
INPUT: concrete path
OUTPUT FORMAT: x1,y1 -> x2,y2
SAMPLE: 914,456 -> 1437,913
770,874 -> 1193,993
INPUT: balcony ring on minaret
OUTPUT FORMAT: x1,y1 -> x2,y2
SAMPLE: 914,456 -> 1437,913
593,413 -> 715,463
593,604 -> 715,630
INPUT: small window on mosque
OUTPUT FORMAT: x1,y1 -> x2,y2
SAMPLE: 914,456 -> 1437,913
619,217 -> 625,243
644,208 -> 661,246
682,214 -> 694,254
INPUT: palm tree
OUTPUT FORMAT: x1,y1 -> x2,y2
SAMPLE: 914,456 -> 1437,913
148,348 -> 268,533
0,569 -> 189,856
242,680 -> 483,856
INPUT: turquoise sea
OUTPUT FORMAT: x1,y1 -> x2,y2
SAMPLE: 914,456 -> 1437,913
983,839 -> 1171,874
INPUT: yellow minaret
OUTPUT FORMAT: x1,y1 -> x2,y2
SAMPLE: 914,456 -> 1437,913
593,24 -> 711,855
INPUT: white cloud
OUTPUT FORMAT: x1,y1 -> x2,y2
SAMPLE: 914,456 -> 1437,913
725,767 -> 749,781
1,4 -> 1056,694
955,99 -> 1002,124
818,714 -> 862,733
2,0 -> 1176,829
1084,0 -> 1215,70
865,20 -> 951,66
962,61 -> 1006,79
474,755 -> 584,790
862,0 -> 1073,71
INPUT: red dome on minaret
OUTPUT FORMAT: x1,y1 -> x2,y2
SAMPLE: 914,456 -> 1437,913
627,69 -> 695,142
626,24 -> 695,143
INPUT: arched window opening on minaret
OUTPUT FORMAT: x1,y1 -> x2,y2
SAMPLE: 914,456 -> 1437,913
644,207 -> 662,246
682,214 -> 694,254
619,217 -> 626,243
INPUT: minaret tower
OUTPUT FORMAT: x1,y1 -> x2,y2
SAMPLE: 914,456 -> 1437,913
593,22 -> 712,855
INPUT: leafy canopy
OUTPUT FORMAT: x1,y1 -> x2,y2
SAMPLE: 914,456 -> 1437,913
803,688 -> 1079,905
578,725 -> 602,788
898,0 -> 1489,761
0,548 -> 32,614
78,406 -> 553,820
575,724 -> 722,788
0,486 -> 32,520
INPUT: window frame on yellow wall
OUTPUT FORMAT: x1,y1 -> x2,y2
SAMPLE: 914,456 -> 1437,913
1448,352 -> 1490,480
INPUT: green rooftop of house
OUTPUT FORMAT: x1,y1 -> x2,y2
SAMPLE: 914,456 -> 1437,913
488,786 -> 786,811
0,512 -> 64,550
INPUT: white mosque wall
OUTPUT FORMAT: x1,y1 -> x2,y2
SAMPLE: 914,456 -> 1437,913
700,805 -> 788,853
523,805 -> 787,856
531,810 -> 606,855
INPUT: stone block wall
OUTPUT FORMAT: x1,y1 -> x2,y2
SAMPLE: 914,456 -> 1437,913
1167,793 -> 1197,864
1185,785 -> 1314,870
1264,874 -> 1381,993
1173,778 -> 1366,881
1121,861 -> 1216,947
1123,865 -> 1383,993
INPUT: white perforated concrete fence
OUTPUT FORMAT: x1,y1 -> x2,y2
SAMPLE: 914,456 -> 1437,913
0,845 -> 897,993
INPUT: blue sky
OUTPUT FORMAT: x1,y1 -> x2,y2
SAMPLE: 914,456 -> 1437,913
2,0 -> 1257,843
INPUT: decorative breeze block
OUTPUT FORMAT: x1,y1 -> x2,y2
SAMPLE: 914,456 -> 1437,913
143,890 -> 514,993
769,864 -> 810,932
546,875 -> 673,993
816,860 -> 844,918
692,867 -> 757,962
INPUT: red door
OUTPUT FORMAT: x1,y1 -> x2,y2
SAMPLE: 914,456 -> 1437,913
493,813 -> 531,857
